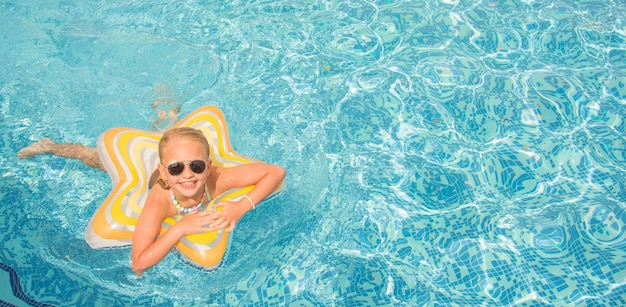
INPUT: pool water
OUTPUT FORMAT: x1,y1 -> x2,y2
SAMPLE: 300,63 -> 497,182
1,0 -> 625,306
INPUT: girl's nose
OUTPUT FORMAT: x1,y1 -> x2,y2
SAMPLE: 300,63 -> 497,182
181,165 -> 194,177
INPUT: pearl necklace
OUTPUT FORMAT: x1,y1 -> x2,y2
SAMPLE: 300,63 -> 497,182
170,184 -> 211,215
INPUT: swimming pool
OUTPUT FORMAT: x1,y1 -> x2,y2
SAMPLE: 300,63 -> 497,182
1,0 -> 625,305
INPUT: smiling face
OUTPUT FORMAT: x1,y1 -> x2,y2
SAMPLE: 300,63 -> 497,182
158,128 -> 212,204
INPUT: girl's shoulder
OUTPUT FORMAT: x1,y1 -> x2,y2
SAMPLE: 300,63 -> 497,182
144,185 -> 175,217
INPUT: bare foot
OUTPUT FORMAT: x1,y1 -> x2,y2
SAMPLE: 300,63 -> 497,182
152,109 -> 167,130
167,106 -> 180,127
17,138 -> 56,159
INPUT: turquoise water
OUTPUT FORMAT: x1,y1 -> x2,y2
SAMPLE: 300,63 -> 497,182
1,0 -> 625,306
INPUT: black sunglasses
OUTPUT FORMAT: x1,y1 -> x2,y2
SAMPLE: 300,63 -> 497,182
165,160 -> 207,176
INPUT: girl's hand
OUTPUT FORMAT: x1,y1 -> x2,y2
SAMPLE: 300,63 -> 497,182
206,201 -> 250,232
175,210 -> 215,235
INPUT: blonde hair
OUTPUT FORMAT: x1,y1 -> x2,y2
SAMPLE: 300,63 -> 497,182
153,127 -> 211,189
158,127 -> 211,161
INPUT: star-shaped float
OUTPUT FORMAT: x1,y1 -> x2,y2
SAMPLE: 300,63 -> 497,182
85,106 -> 276,269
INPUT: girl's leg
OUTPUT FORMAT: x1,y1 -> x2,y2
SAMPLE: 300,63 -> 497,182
18,138 -> 106,171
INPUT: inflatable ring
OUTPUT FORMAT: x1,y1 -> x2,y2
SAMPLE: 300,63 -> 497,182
85,106 -> 282,269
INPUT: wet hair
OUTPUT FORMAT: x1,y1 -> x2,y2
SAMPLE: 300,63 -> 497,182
153,127 -> 211,189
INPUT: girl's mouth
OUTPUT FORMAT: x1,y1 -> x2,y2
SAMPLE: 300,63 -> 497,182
179,181 -> 197,189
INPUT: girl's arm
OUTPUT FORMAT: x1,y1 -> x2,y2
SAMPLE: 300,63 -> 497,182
208,163 -> 286,231
130,188 -> 213,276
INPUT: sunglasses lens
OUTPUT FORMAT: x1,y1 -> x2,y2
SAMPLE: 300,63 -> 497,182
167,160 -> 206,176
167,162 -> 185,176
189,160 -> 206,173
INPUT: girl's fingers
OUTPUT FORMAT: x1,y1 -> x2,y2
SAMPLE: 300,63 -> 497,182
206,219 -> 230,231
213,201 -> 231,208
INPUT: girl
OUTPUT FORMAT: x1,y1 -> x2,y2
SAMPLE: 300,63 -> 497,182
130,127 -> 285,276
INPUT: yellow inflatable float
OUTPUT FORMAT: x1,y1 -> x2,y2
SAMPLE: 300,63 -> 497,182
85,105 -> 281,269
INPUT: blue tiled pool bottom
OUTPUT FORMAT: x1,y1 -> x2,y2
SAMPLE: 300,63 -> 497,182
0,263 -> 52,307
